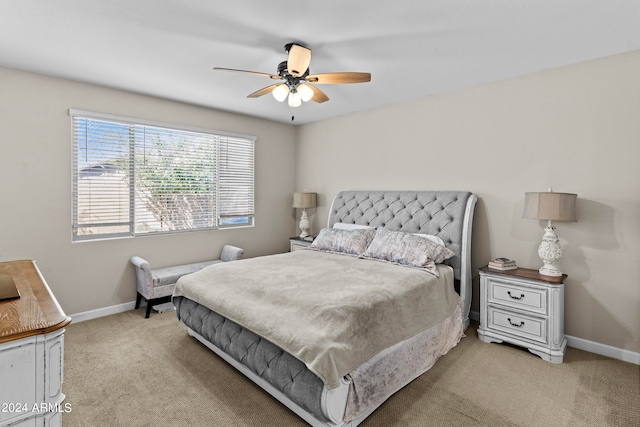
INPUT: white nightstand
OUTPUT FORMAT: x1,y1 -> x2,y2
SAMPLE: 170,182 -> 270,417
478,265 -> 567,363
289,236 -> 313,252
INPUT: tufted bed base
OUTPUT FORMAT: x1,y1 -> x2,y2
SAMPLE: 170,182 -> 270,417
174,190 -> 477,426
174,296 -> 334,423
175,295 -> 464,426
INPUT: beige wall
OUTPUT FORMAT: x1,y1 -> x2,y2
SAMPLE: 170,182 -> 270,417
295,51 -> 640,353
0,66 -> 297,315
2,50 -> 638,354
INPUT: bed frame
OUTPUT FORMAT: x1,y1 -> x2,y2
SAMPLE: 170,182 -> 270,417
177,190 -> 477,427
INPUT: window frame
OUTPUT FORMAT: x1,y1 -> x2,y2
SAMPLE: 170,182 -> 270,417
70,109 -> 255,241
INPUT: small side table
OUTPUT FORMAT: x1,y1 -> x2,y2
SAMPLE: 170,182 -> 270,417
478,265 -> 567,363
289,236 -> 313,252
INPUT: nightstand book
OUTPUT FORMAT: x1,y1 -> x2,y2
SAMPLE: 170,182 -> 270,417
478,265 -> 567,363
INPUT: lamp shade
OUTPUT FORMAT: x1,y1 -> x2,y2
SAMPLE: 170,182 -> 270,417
288,91 -> 302,107
272,84 -> 289,102
298,84 -> 314,102
293,192 -> 316,209
523,191 -> 577,222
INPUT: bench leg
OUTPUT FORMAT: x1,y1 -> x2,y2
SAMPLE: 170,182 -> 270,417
143,296 -> 173,318
145,301 -> 153,319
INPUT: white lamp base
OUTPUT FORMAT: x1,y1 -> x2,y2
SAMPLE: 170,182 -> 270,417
539,262 -> 563,277
299,209 -> 310,239
537,221 -> 564,277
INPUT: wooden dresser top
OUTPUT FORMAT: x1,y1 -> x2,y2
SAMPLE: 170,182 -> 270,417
0,260 -> 71,344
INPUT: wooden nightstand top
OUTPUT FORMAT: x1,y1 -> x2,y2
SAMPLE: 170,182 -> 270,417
289,236 -> 314,243
479,265 -> 567,285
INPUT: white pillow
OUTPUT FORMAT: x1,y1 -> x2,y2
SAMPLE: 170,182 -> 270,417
332,223 -> 374,231
414,233 -> 446,247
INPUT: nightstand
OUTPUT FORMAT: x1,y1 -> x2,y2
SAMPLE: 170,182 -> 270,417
478,265 -> 567,363
289,236 -> 313,252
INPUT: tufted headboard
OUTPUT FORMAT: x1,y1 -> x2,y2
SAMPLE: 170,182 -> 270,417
328,191 -> 478,328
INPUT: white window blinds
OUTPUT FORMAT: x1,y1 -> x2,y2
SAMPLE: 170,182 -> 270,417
71,109 -> 255,241
218,136 -> 255,225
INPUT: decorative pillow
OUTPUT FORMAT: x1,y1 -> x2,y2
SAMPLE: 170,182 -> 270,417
333,225 -> 445,246
332,222 -> 374,231
414,233 -> 446,247
308,227 -> 376,256
360,228 -> 455,276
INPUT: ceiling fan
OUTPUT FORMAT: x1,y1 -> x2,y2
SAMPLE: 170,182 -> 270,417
214,43 -> 371,109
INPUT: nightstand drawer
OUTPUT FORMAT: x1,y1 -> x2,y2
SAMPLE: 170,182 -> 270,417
487,306 -> 547,344
290,242 -> 308,252
488,279 -> 548,315
290,237 -> 313,252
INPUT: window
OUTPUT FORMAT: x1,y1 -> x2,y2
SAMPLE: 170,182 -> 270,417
71,109 -> 255,241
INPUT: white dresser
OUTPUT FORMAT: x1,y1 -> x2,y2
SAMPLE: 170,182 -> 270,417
0,260 -> 71,426
478,265 -> 567,363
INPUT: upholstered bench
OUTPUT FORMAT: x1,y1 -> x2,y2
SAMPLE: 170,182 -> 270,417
130,245 -> 244,318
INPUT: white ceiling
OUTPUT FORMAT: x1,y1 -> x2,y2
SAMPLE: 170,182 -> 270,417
1,1 -> 639,125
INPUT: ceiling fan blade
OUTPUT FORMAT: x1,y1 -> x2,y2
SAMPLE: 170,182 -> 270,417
213,67 -> 280,80
287,44 -> 312,77
247,84 -> 282,98
306,72 -> 371,84
306,84 -> 329,103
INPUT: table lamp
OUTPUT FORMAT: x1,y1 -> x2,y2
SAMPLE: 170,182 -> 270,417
293,192 -> 317,239
523,189 -> 577,277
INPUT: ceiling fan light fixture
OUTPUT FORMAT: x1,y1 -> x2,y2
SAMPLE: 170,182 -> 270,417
215,42 -> 371,115
298,84 -> 314,102
272,84 -> 289,102
288,91 -> 302,108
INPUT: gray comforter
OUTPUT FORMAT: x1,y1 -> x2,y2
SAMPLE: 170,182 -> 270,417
173,249 -> 460,389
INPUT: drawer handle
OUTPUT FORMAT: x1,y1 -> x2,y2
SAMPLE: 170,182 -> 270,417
507,291 -> 525,300
507,318 -> 525,328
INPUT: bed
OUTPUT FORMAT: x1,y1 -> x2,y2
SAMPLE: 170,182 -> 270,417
173,190 -> 477,426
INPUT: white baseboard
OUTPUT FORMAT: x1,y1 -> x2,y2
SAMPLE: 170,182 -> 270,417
71,306 -> 639,365
70,301 -> 137,323
565,335 -> 640,365
468,310 -> 639,365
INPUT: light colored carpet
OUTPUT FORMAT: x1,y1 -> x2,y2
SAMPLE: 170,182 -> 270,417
62,309 -> 639,426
